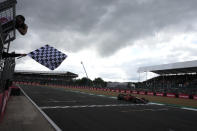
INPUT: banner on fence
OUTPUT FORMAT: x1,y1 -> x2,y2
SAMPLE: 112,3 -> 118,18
156,93 -> 164,96
166,93 -> 176,98
179,94 -> 189,99
147,92 -> 154,95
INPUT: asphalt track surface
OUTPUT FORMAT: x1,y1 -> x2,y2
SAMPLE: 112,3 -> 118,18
21,85 -> 197,131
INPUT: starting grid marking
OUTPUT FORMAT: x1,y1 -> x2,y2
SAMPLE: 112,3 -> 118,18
40,103 -> 153,110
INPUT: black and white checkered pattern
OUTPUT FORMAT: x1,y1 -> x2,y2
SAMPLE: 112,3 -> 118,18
28,45 -> 67,70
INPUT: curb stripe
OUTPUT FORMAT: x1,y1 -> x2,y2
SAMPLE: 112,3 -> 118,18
181,107 -> 197,111
40,103 -> 148,109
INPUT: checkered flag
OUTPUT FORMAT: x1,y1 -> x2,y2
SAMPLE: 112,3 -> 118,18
28,45 -> 67,70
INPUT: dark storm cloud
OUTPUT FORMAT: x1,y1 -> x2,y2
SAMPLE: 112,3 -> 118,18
17,0 -> 116,32
14,0 -> 197,56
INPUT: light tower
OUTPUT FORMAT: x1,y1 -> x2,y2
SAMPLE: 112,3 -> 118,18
81,61 -> 88,78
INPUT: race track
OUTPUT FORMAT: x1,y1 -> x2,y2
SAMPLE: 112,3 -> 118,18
20,85 -> 197,131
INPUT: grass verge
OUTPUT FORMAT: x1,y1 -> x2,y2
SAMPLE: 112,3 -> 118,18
61,87 -> 197,108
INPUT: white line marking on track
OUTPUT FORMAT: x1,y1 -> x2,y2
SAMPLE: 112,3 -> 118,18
181,107 -> 197,112
98,95 -> 105,97
40,103 -> 150,109
47,100 -> 76,103
109,97 -> 117,99
148,102 -> 165,106
88,94 -> 94,95
121,108 -> 169,112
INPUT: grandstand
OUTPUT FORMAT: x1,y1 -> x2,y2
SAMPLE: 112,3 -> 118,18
13,70 -> 78,85
137,60 -> 197,95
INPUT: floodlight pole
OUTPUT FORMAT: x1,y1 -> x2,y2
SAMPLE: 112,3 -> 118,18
81,61 -> 89,78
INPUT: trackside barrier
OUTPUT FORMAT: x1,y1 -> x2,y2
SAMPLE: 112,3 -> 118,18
179,94 -> 189,99
120,90 -> 125,93
147,92 -> 154,96
5,90 -> 9,101
193,95 -> 197,100
0,90 -> 10,122
132,90 -> 138,94
15,82 -> 197,100
166,93 -> 176,98
8,87 -> 12,99
156,93 -> 164,96
0,93 -> 3,119
126,90 -> 130,94
139,91 -> 145,95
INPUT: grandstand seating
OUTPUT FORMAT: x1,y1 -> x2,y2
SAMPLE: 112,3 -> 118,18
135,74 -> 197,95
13,71 -> 78,86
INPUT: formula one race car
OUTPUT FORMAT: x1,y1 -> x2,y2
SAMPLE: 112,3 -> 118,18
117,94 -> 149,104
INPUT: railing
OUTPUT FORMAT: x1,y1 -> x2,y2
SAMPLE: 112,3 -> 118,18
0,0 -> 17,122
0,0 -> 17,93
0,0 -> 16,45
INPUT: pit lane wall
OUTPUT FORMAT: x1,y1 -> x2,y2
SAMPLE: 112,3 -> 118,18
0,86 -> 13,122
13,82 -> 197,100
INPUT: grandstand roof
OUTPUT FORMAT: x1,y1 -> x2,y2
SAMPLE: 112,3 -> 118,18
14,70 -> 78,77
137,60 -> 197,74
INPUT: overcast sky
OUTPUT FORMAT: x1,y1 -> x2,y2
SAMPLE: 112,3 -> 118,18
10,0 -> 197,82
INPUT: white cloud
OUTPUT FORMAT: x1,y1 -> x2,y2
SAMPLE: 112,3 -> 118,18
15,31 -> 197,82
11,0 -> 197,82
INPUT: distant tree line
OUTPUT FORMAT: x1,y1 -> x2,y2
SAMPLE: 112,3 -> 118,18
74,77 -> 107,88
